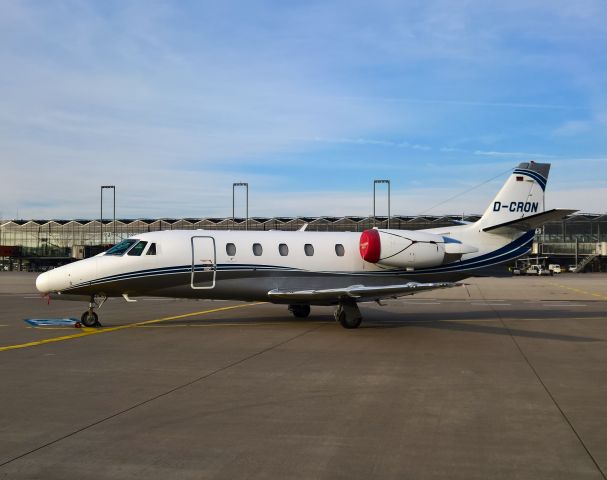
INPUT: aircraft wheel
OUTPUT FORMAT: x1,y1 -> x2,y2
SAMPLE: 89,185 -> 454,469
81,311 -> 99,328
334,303 -> 362,329
289,304 -> 311,318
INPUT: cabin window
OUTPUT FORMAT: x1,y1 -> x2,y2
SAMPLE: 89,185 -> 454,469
335,244 -> 345,256
226,243 -> 236,256
127,241 -> 148,256
304,244 -> 314,256
146,243 -> 157,255
252,243 -> 263,256
105,239 -> 137,256
279,243 -> 289,256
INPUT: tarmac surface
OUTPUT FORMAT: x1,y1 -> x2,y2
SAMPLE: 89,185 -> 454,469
0,272 -> 606,479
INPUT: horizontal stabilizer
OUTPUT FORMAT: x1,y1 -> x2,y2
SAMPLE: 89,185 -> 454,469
268,282 -> 461,304
483,209 -> 577,234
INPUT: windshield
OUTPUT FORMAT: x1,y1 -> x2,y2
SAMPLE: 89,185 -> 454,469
127,241 -> 148,256
105,239 -> 138,256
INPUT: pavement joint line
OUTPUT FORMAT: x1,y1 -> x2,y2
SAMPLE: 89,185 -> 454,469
0,302 -> 266,352
476,285 -> 607,480
0,321 -> 325,468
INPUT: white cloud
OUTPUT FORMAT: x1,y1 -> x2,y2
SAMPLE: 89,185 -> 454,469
553,112 -> 607,137
473,150 -> 554,158
309,137 -> 433,151
553,120 -> 592,137
546,188 -> 607,213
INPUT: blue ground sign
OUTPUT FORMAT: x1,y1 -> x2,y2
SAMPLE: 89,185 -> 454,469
25,318 -> 79,327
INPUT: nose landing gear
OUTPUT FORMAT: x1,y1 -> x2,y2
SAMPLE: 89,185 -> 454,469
80,295 -> 107,328
81,309 -> 99,327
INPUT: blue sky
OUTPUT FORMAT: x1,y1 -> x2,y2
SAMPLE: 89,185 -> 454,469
1,0 -> 606,219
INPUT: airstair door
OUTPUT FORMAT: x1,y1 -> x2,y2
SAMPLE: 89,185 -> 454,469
191,236 -> 216,289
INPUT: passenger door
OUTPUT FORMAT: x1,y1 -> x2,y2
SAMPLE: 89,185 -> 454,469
191,236 -> 216,289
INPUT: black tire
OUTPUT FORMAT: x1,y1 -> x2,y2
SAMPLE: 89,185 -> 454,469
289,304 -> 311,318
336,309 -> 362,329
81,311 -> 99,327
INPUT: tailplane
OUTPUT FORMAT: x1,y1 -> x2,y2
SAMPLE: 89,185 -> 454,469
482,208 -> 577,234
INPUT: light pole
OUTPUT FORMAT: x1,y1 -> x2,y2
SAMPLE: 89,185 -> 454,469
232,182 -> 249,231
100,185 -> 116,246
373,179 -> 391,228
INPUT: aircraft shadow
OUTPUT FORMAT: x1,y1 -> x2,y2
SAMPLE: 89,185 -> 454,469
164,310 -> 604,343
359,309 -> 604,343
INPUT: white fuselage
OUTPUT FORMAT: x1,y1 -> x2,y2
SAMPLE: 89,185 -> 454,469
35,224 -> 526,303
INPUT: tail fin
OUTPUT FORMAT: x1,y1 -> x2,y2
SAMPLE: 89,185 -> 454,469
477,162 -> 550,231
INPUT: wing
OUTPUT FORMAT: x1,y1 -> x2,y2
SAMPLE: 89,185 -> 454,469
268,281 -> 461,304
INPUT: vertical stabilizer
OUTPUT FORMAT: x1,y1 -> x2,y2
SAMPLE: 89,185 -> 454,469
477,162 -> 550,230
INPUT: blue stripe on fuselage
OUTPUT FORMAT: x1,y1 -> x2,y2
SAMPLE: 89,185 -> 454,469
63,231 -> 534,291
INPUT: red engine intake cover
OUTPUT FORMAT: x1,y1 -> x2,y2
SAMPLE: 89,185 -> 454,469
359,229 -> 381,263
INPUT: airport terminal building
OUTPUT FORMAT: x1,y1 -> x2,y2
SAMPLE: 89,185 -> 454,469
1,213 -> 606,272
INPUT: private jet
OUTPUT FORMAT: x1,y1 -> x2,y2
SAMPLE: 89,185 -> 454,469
36,162 -> 575,329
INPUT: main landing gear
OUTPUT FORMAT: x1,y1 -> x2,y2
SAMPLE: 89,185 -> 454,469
334,302 -> 362,329
80,295 -> 106,328
288,304 -> 311,318
287,302 -> 363,329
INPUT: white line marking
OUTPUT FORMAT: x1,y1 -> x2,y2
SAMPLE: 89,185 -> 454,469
402,302 -> 442,305
471,303 -> 512,306
542,304 -> 587,307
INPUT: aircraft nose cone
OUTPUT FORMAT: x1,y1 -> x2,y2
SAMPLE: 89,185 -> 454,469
36,271 -> 51,293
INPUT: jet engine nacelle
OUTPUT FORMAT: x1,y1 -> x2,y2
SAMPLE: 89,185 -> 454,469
359,229 -> 477,269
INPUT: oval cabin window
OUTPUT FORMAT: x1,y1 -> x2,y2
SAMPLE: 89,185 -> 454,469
279,243 -> 289,256
335,244 -> 345,256
252,243 -> 263,256
226,243 -> 236,256
304,244 -> 314,256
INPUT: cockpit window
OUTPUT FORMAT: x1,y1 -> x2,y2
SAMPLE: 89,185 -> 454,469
105,239 -> 138,256
127,241 -> 148,256
146,243 -> 156,255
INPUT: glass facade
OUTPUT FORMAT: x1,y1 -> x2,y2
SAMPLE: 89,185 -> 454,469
0,214 -> 489,251
1,214 -> 605,270
540,214 -> 607,243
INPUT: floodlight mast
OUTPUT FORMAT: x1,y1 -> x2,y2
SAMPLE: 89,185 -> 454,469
373,179 -> 391,228
100,185 -> 116,246
232,182 -> 249,231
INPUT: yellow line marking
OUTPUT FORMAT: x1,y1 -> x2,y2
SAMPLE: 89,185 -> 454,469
135,321 -> 332,328
31,321 -> 332,330
0,303 -> 265,352
551,283 -> 607,301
